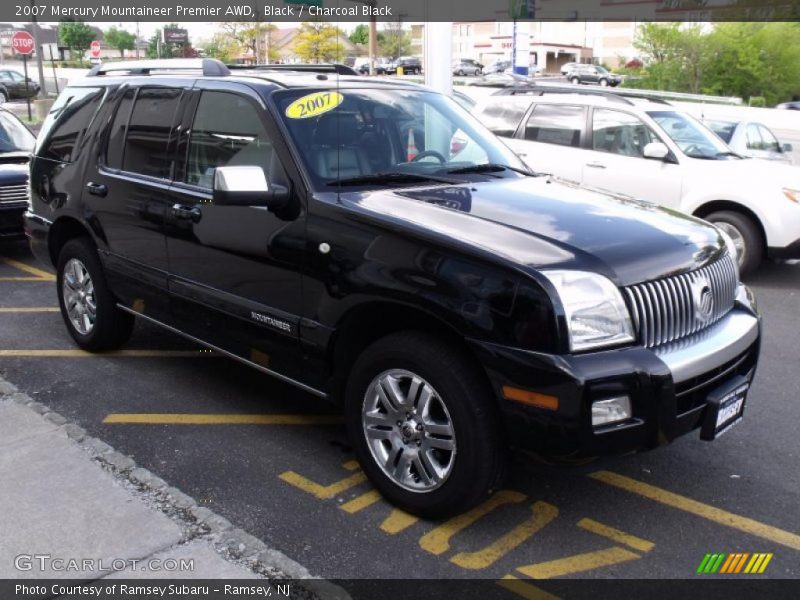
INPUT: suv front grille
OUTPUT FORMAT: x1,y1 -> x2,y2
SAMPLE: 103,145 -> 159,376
623,253 -> 738,348
0,184 -> 29,206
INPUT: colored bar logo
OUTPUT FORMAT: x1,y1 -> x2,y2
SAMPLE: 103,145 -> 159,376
696,553 -> 773,574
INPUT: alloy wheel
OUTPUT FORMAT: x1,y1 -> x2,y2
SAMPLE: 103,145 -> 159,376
62,258 -> 97,335
362,369 -> 456,492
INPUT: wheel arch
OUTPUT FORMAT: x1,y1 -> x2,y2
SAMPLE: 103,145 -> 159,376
326,300 -> 491,405
47,216 -> 95,266
692,200 -> 767,250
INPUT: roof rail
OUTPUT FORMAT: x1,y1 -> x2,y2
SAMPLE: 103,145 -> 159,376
492,84 -> 673,106
87,58 -> 230,77
227,63 -> 359,76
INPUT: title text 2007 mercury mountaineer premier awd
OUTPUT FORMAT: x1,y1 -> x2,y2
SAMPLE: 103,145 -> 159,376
24,59 -> 760,517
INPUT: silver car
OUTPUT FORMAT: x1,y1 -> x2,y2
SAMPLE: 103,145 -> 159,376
704,119 -> 794,165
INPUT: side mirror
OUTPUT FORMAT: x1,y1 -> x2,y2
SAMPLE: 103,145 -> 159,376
643,141 -> 670,160
212,166 -> 289,210
782,142 -> 793,152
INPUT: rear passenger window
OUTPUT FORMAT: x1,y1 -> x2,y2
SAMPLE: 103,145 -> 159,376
524,105 -> 584,147
185,91 -> 282,189
479,102 -> 528,137
116,87 -> 182,179
35,87 -> 104,162
105,88 -> 135,170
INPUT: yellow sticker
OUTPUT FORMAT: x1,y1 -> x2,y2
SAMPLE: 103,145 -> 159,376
285,91 -> 344,119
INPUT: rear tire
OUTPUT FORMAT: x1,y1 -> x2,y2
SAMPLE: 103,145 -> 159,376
600,78 -> 609,87
345,331 -> 505,518
56,238 -> 134,351
570,77 -> 580,85
0,89 -> 7,104
705,210 -> 763,277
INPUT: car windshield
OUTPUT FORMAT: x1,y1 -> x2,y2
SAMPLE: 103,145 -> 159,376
274,87 -> 528,189
0,111 -> 35,153
648,110 -> 735,159
595,66 -> 608,74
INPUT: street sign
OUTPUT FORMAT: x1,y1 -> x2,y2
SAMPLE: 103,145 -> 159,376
90,40 -> 101,59
11,31 -> 35,56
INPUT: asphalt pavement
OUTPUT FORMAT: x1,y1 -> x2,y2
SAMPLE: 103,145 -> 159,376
0,238 -> 798,595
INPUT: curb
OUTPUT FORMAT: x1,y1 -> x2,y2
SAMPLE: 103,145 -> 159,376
0,376 -> 350,600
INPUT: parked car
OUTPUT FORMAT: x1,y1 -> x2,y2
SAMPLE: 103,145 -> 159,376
474,91 -> 800,275
566,65 -> 622,87
704,119 -> 794,165
560,62 -> 581,76
776,101 -> 800,110
0,108 -> 35,239
453,60 -> 482,76
386,57 -> 422,75
26,59 -> 761,518
0,69 -> 41,103
484,60 -> 512,75
357,59 -> 391,75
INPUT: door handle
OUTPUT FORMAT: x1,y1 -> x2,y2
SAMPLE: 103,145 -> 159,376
585,162 -> 606,169
85,182 -> 107,197
171,204 -> 202,223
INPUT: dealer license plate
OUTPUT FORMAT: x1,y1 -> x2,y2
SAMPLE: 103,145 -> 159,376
700,376 -> 749,441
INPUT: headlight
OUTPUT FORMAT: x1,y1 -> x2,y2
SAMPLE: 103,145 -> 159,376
541,270 -> 635,352
783,188 -> 799,203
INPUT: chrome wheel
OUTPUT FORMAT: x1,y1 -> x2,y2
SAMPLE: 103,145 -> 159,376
715,221 -> 747,267
362,369 -> 456,493
62,258 -> 97,335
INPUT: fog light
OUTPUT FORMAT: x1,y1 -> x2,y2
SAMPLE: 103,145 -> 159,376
591,396 -> 631,427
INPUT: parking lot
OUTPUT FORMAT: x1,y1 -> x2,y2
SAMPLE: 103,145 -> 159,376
0,237 -> 798,592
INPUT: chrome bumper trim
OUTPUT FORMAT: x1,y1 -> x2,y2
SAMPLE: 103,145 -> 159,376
654,309 -> 759,384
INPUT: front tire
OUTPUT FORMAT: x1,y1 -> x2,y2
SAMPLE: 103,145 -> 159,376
345,331 -> 505,518
57,238 -> 134,351
599,78 -> 609,87
570,77 -> 580,85
705,210 -> 763,277
0,89 -> 7,104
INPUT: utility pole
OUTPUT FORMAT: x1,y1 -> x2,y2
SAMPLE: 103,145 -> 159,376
30,0 -> 46,97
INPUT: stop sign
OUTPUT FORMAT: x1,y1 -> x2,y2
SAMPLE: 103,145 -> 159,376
11,31 -> 35,56
90,40 -> 101,58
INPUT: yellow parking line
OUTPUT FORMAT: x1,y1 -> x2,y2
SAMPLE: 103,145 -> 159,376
498,575 -> 561,600
590,470 -> 800,551
0,350 -> 208,358
103,413 -> 343,425
516,547 -> 640,579
0,307 -> 60,313
577,518 -> 655,553
2,258 -> 55,280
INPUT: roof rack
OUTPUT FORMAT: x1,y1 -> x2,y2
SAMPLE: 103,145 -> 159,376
87,58 -> 230,77
227,63 -> 359,76
492,84 -> 672,106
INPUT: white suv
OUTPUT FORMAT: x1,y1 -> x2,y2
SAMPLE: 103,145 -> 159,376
475,92 -> 800,275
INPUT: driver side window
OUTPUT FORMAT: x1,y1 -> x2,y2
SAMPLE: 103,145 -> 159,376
186,91 -> 285,189
592,108 -> 658,158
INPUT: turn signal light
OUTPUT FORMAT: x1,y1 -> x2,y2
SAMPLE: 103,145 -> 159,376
502,386 -> 559,411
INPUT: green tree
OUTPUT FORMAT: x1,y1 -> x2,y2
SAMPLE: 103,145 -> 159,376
58,20 -> 95,65
202,34 -> 242,63
378,21 -> 411,60
104,27 -> 136,58
349,24 -> 369,46
146,23 -> 183,59
292,21 -> 345,63
220,22 -> 278,63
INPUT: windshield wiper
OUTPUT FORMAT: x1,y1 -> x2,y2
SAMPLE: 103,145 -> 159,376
446,163 -> 539,177
327,172 -> 460,187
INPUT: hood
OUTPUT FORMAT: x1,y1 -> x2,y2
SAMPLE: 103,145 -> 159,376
343,177 -> 724,286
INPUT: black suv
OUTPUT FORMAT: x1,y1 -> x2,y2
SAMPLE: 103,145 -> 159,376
26,59 -> 760,518
0,108 -> 36,239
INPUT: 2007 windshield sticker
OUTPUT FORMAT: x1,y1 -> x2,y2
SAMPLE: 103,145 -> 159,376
285,92 -> 344,119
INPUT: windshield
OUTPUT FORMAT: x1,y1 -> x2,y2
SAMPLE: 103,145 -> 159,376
595,66 -> 608,74
704,120 -> 736,144
274,88 -> 528,189
0,111 -> 35,153
648,110 -> 734,159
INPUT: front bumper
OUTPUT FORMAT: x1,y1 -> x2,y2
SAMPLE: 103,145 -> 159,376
470,287 -> 761,456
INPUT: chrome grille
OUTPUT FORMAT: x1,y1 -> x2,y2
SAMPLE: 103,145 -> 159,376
624,253 -> 738,348
0,184 -> 29,205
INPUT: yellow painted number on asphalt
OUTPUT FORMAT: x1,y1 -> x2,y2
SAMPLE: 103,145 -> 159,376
285,91 -> 344,119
